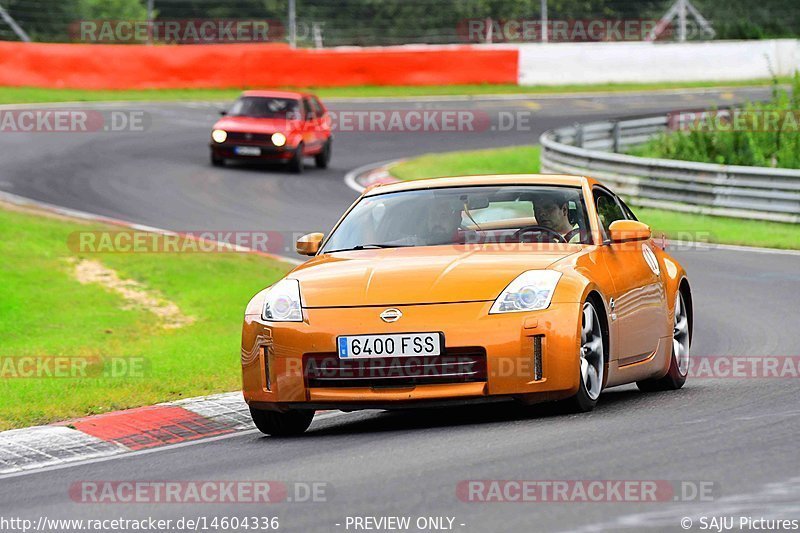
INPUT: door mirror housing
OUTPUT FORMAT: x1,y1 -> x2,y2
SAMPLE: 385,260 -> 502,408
609,220 -> 651,243
296,233 -> 324,256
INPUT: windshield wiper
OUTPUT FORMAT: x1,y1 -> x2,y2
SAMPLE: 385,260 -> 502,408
324,243 -> 413,253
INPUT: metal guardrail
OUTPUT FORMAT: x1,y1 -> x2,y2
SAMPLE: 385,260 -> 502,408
539,114 -> 800,224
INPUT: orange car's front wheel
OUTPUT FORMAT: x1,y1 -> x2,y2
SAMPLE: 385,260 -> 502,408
250,407 -> 315,436
564,300 -> 605,413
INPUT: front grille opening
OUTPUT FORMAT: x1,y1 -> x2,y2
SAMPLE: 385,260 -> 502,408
533,335 -> 543,381
303,347 -> 487,389
226,132 -> 272,143
263,346 -> 272,391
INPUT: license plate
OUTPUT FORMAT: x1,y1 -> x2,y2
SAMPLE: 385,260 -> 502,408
234,146 -> 261,156
337,333 -> 441,359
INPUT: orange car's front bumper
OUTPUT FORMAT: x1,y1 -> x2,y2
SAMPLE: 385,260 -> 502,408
241,301 -> 583,411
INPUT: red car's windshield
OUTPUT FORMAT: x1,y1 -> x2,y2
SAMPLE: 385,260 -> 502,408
229,96 -> 301,119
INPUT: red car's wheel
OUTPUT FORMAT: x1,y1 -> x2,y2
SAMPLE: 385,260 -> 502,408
315,139 -> 331,169
289,143 -> 304,173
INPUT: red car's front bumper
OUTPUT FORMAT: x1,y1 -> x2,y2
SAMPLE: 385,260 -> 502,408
210,142 -> 295,162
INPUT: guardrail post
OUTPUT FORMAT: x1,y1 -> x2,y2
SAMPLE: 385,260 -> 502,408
574,123 -> 583,148
612,122 -> 621,153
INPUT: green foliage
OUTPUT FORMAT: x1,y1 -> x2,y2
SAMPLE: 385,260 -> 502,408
630,74 -> 800,170
76,0 -> 149,20
2,0 -> 148,41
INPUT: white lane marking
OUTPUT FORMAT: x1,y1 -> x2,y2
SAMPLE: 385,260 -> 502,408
343,159 -> 402,193
0,411 -> 352,481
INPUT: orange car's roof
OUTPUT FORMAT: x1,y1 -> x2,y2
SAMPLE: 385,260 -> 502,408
240,89 -> 312,100
364,174 -> 599,196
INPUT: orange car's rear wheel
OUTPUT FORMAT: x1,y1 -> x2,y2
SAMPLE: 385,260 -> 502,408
250,407 -> 315,436
637,290 -> 690,392
564,300 -> 605,412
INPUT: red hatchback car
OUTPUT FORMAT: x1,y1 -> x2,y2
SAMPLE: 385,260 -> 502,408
209,90 -> 332,173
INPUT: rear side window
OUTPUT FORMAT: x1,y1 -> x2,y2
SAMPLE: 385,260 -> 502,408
302,98 -> 315,119
619,197 -> 638,221
310,97 -> 325,116
593,189 -> 625,239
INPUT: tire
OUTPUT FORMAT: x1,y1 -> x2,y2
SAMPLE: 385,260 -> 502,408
315,139 -> 331,169
210,152 -> 224,167
249,407 -> 315,436
289,143 -> 304,173
563,300 -> 605,413
637,290 -> 690,392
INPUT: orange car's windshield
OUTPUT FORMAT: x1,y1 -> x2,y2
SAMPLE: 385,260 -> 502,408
229,97 -> 301,119
321,185 -> 591,252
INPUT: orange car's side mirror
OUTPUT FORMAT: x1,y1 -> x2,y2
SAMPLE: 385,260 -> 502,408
296,233 -> 324,256
609,220 -> 651,243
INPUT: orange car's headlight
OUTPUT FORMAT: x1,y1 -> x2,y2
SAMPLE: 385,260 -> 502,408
261,279 -> 303,322
489,270 -> 562,314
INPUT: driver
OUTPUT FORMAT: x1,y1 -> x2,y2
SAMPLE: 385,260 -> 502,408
532,192 -> 581,243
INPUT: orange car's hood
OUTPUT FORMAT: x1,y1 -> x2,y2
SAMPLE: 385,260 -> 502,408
292,245 -> 581,308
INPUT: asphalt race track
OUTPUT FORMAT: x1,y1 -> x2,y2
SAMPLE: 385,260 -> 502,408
2,87 -> 800,532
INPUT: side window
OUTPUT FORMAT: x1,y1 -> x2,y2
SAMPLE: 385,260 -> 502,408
593,189 -> 625,239
302,98 -> 315,120
311,97 -> 325,117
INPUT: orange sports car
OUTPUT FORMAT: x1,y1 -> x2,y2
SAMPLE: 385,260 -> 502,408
242,174 -> 692,435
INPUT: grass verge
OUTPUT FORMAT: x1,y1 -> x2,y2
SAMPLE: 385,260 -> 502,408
0,202 -> 291,430
0,78 -> 786,104
390,145 -> 800,250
